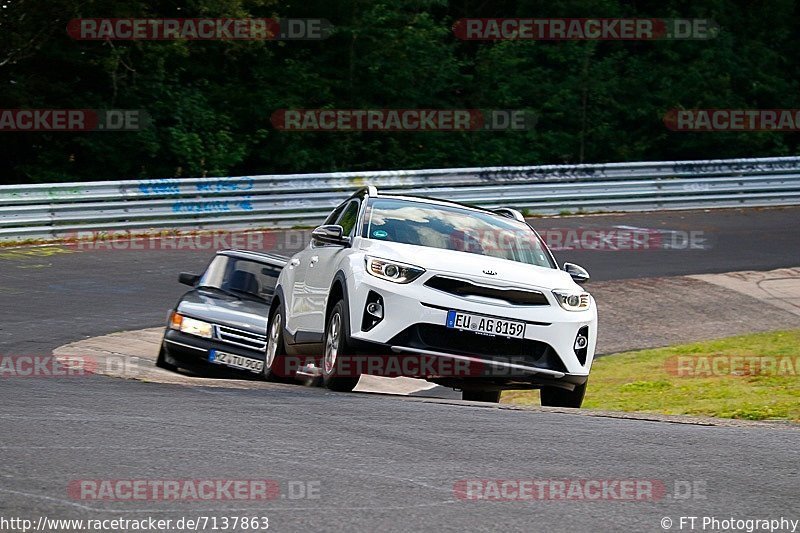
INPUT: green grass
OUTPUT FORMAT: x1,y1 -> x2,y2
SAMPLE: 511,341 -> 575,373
503,330 -> 800,422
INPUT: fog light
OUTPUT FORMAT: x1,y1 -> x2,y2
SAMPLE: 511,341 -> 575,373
366,302 -> 383,319
574,335 -> 588,350
362,291 -> 385,332
574,326 -> 589,365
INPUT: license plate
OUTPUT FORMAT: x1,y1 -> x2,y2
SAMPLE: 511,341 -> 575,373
209,350 -> 264,373
446,310 -> 526,338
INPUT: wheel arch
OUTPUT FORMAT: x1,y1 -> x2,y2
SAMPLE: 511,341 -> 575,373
269,285 -> 285,318
326,271 -> 352,335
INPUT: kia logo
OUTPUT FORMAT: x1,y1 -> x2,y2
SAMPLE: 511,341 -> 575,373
483,269 -> 497,276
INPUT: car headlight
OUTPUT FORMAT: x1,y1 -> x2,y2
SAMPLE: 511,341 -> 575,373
170,312 -> 213,338
365,256 -> 425,284
552,289 -> 591,311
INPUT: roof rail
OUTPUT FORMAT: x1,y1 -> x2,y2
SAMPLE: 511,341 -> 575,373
492,207 -> 526,222
350,185 -> 378,200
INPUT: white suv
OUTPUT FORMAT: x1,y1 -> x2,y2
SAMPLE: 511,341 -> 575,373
265,187 -> 597,406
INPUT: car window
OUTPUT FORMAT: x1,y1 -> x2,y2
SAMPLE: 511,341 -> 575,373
363,198 -> 555,268
199,255 -> 279,301
336,200 -> 360,236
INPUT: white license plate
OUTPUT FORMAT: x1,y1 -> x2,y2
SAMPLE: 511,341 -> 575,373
209,350 -> 264,373
445,310 -> 526,338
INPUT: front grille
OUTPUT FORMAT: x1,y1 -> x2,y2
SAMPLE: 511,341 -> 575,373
424,276 -> 549,306
215,324 -> 267,351
388,324 -> 566,372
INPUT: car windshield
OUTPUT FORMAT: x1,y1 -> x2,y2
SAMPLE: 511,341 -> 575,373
362,198 -> 555,268
198,255 -> 280,301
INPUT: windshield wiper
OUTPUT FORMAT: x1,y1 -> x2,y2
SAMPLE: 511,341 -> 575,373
227,288 -> 268,302
197,286 -> 241,299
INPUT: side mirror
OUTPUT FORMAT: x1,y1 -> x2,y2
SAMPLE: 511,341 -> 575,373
178,272 -> 201,286
563,262 -> 590,283
311,224 -> 350,246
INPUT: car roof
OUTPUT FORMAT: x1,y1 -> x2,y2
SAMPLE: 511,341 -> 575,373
366,192 -> 520,220
217,249 -> 288,268
344,186 -> 527,222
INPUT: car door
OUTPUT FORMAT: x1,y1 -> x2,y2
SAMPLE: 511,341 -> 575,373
287,202 -> 346,335
302,199 -> 360,335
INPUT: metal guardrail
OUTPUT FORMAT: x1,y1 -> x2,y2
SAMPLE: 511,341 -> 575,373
1,156 -> 799,241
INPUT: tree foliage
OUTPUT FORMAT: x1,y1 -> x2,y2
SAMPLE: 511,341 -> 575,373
0,0 -> 798,183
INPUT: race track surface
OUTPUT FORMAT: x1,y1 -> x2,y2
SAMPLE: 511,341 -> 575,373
1,207 -> 798,532
1,377 -> 798,532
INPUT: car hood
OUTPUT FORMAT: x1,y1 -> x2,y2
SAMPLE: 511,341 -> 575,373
358,240 -> 580,291
176,290 -> 269,334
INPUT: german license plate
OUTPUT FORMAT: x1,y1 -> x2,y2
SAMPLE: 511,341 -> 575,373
209,350 -> 264,373
445,310 -> 526,338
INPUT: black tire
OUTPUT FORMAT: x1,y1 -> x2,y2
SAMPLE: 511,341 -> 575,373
321,300 -> 360,392
155,346 -> 178,372
540,380 -> 587,408
263,305 -> 291,383
462,389 -> 501,403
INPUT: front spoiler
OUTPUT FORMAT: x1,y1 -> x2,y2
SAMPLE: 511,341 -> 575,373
390,345 -> 567,379
346,336 -> 589,390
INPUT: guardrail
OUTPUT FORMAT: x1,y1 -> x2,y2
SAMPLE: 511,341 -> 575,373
2,156 -> 799,241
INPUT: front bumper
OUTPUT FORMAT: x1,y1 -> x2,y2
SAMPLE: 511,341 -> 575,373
161,329 -> 265,374
344,269 -> 597,384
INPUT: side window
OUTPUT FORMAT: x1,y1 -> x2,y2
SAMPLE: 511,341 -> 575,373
223,259 -> 278,300
336,200 -> 360,237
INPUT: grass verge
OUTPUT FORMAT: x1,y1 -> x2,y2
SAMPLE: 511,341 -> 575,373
502,330 -> 800,422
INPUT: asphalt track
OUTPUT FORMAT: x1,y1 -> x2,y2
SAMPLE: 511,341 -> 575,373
1,207 -> 799,532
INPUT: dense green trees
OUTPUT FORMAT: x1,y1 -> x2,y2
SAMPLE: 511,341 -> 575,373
1,0 -> 798,183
